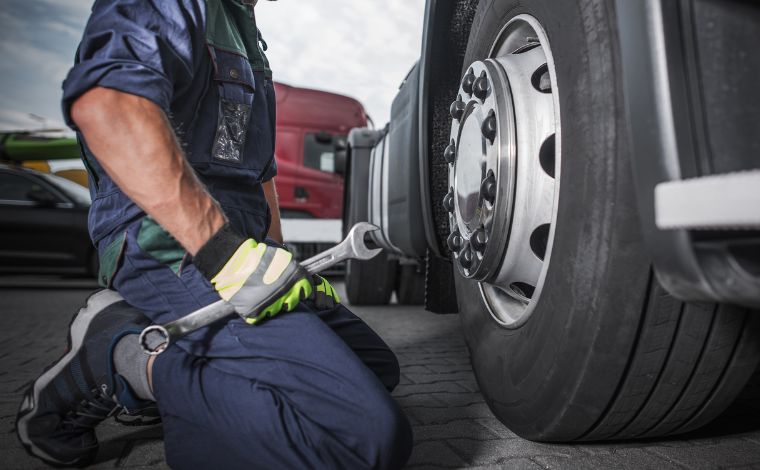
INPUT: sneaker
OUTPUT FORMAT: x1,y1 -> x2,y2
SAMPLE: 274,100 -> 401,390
16,290 -> 152,467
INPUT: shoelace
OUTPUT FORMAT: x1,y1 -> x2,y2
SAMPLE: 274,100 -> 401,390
114,407 -> 162,427
62,389 -> 120,430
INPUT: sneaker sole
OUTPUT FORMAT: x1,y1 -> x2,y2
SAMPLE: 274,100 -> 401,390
16,289 -> 125,466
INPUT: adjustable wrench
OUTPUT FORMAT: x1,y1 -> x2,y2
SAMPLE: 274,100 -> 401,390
139,222 -> 381,355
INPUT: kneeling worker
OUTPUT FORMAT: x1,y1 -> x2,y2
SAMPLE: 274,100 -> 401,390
16,0 -> 413,468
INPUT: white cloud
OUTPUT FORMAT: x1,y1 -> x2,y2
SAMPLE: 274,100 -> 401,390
0,39 -> 74,83
256,0 -> 426,126
0,108 -> 66,132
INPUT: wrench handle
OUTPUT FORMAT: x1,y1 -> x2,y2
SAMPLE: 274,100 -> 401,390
301,253 -> 337,276
139,300 -> 235,355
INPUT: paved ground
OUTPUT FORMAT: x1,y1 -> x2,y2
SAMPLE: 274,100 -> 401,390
1,277 -> 759,469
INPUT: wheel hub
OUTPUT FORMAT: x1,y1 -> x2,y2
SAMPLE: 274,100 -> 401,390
446,61 -> 516,281
455,107 -> 488,228
443,15 -> 561,327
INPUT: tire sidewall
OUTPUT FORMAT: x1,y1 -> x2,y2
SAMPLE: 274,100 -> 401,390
455,0 -> 651,440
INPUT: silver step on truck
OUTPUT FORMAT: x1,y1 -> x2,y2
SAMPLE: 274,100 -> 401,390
343,0 -> 760,442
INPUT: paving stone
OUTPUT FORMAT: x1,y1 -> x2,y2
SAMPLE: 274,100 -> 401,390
424,364 -> 477,374
406,441 -> 468,468
533,449 -> 682,470
393,382 -> 471,397
1,448 -> 44,469
396,393 -> 448,408
407,403 -> 495,425
400,365 -> 435,375
0,415 -> 17,433
446,438 -> 584,466
428,392 -> 485,408
398,373 -> 415,386
118,440 -> 169,467
413,420 -> 500,442
0,431 -> 22,450
474,418 -> 519,439
647,440 -> 760,469
464,460 -> 543,470
408,461 -> 541,470
404,371 -> 476,385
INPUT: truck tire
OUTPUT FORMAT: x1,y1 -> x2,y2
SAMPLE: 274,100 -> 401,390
448,0 -> 760,441
344,134 -> 397,305
396,264 -> 425,306
345,256 -> 397,306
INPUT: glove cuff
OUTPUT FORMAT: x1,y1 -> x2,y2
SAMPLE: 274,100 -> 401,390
194,223 -> 248,280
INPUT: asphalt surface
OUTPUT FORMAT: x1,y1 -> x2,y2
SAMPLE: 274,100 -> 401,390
1,276 -> 760,469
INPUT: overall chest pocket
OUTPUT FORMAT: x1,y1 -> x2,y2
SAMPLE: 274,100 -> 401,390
209,47 -> 256,164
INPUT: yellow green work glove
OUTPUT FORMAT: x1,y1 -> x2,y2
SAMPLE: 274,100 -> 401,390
194,224 -> 312,325
311,275 -> 341,310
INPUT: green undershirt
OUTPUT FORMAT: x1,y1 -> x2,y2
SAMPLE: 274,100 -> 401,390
206,0 -> 273,78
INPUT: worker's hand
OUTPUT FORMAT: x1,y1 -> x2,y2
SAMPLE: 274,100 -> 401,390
194,224 -> 312,324
260,241 -> 339,311
311,275 -> 340,310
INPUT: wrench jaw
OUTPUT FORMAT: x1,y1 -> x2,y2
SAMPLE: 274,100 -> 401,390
139,324 -> 170,356
347,223 -> 383,260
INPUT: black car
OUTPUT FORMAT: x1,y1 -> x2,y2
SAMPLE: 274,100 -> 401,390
0,164 -> 95,276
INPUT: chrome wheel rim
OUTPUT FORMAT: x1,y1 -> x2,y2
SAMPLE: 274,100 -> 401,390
445,14 -> 561,328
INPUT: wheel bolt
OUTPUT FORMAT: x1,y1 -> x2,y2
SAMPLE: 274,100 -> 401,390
447,230 -> 462,251
471,228 -> 488,251
449,96 -> 465,121
443,189 -> 455,213
480,172 -> 496,203
462,69 -> 476,95
481,110 -> 497,143
443,140 -> 456,164
459,246 -> 473,270
474,73 -> 489,101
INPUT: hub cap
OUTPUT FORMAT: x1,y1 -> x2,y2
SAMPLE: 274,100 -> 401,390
445,15 -> 561,328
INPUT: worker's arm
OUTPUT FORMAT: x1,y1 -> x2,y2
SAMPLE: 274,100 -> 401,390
64,3 -> 309,323
71,88 -> 225,255
263,179 -> 283,244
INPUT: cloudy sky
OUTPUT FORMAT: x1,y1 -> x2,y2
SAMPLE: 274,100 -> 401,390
0,0 -> 426,133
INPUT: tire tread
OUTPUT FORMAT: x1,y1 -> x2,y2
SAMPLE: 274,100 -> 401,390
583,277 -> 758,441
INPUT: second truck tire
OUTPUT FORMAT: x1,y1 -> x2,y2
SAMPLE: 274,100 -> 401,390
344,132 -> 396,306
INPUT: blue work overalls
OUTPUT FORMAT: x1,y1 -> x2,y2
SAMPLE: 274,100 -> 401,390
61,1 -> 412,468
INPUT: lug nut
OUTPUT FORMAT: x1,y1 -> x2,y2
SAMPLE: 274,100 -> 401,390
443,189 -> 455,213
447,230 -> 462,251
449,96 -> 465,121
443,140 -> 456,164
459,246 -> 473,270
462,69 -> 476,95
474,72 -> 489,101
471,228 -> 488,251
481,110 -> 497,143
480,172 -> 496,203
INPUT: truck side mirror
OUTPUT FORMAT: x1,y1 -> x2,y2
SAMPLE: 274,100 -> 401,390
334,150 -> 347,175
315,131 -> 333,144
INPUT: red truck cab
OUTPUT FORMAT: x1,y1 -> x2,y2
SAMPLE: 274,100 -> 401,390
273,82 -> 369,220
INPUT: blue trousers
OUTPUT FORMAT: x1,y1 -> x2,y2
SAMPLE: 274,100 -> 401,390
110,222 -> 413,469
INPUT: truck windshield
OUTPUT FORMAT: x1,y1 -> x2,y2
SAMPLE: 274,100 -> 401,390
303,133 -> 346,173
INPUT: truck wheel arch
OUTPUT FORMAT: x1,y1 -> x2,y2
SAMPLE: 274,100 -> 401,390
418,0 -> 480,257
